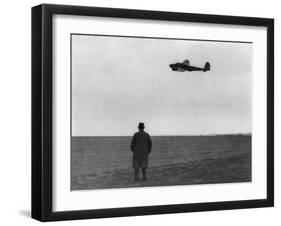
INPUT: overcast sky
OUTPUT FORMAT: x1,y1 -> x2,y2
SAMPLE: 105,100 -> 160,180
72,34 -> 252,136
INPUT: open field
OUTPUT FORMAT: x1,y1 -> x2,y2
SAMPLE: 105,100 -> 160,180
71,135 -> 251,190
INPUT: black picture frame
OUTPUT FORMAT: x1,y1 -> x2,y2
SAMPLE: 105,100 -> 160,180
32,4 -> 274,222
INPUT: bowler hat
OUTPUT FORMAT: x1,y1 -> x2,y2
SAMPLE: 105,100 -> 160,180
138,122 -> 145,129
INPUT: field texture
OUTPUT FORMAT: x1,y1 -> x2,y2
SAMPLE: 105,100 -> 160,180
71,135 -> 251,190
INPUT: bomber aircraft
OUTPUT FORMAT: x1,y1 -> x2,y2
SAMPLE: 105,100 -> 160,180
169,60 -> 210,72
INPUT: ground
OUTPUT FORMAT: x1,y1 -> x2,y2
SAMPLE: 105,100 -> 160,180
71,135 -> 251,190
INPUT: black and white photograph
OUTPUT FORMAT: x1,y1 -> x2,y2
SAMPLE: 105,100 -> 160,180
71,34 -> 252,190
29,3 -> 274,222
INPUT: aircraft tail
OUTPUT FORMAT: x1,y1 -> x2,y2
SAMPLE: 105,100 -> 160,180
203,62 -> 210,72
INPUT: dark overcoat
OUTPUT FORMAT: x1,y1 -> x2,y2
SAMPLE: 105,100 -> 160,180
130,131 -> 152,168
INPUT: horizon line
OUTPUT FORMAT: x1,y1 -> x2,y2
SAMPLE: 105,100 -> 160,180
72,132 -> 252,137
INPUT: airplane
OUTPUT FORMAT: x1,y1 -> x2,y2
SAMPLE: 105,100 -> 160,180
169,60 -> 210,72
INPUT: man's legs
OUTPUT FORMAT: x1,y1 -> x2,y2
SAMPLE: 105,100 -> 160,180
142,168 -> 147,180
134,168 -> 139,181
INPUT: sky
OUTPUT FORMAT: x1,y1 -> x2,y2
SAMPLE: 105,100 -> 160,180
71,34 -> 252,136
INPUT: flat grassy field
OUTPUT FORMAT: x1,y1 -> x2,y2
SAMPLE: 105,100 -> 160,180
71,135 -> 251,190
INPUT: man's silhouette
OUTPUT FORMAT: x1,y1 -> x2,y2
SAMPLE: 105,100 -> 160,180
130,122 -> 152,181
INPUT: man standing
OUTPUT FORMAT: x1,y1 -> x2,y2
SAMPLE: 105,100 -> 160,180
130,122 -> 152,181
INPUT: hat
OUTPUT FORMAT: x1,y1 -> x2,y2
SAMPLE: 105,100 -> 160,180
138,122 -> 145,129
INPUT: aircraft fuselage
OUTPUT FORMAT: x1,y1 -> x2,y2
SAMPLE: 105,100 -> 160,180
169,63 -> 203,72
